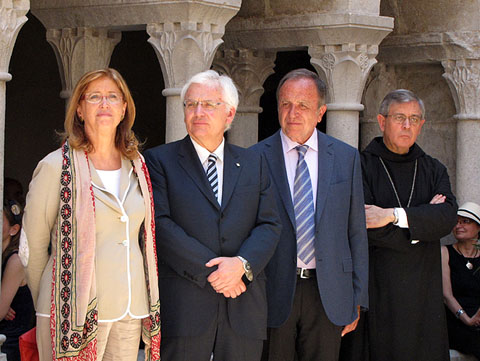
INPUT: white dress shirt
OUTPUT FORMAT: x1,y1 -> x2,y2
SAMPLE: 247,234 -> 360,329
280,130 -> 318,269
190,137 -> 225,205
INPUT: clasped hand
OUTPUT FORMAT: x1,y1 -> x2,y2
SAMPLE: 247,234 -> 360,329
206,257 -> 246,299
464,308 -> 480,327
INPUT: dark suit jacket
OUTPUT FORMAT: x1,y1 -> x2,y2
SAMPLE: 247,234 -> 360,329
144,136 -> 281,340
251,129 -> 368,327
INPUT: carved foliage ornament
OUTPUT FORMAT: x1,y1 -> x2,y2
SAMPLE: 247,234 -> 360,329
213,50 -> 275,107
148,23 -> 224,88
0,3 -> 28,72
47,28 -> 120,94
443,60 -> 480,117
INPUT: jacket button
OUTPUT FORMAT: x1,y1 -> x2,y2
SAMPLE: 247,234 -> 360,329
120,215 -> 128,222
122,240 -> 128,247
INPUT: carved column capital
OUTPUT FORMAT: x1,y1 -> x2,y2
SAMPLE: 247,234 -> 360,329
147,21 -> 224,91
147,12 -> 241,144
308,35 -> 387,147
442,58 -> 480,120
46,27 -> 121,99
0,0 -> 29,78
309,43 -> 378,107
212,48 -> 276,147
212,48 -> 275,112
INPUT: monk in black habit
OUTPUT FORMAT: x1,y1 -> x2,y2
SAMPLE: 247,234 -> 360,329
360,89 -> 457,361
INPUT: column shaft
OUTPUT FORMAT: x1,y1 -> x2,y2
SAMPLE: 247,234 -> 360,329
456,119 -> 480,204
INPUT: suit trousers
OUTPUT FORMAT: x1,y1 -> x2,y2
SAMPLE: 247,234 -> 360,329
37,314 -> 142,361
263,277 -> 342,361
161,296 -> 263,361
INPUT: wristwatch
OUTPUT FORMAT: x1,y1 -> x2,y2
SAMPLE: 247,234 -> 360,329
393,208 -> 399,226
237,256 -> 253,284
456,308 -> 465,319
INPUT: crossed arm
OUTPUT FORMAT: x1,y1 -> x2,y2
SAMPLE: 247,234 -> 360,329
365,194 -> 446,229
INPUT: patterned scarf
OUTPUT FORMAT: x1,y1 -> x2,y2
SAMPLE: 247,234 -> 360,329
51,141 -> 160,360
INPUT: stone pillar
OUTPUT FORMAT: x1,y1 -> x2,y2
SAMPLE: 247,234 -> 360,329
0,2 -> 29,357
309,44 -> 378,147
442,58 -> 480,205
212,49 -> 275,147
147,22 -> 226,143
360,63 -> 397,150
46,27 -> 121,104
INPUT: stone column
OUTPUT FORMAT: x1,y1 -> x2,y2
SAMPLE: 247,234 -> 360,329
0,2 -> 29,357
309,44 -> 378,147
147,22 -> 226,143
46,27 -> 121,104
359,63 -> 397,150
212,49 -> 275,147
442,58 -> 480,205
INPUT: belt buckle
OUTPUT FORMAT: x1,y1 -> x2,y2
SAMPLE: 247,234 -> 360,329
299,268 -> 308,279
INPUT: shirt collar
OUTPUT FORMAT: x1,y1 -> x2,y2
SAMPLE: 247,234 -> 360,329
280,129 -> 318,153
190,137 -> 225,164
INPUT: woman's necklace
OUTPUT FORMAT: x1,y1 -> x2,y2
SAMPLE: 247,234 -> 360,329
456,244 -> 478,270
379,158 -> 417,208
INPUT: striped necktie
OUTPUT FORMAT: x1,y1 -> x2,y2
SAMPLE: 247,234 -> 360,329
207,154 -> 218,201
294,145 -> 315,264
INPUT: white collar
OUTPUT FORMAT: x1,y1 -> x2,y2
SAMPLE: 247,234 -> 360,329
190,137 -> 225,164
280,129 -> 318,153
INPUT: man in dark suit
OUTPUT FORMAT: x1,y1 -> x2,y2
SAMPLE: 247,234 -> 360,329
251,69 -> 368,361
145,70 -> 281,361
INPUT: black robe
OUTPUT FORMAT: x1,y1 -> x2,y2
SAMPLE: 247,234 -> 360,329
360,137 -> 457,361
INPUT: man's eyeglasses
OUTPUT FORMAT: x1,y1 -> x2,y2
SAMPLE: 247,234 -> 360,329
183,100 -> 224,111
82,92 -> 124,105
385,113 -> 423,125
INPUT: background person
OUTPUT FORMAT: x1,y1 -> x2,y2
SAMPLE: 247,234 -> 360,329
20,68 -> 160,361
0,198 -> 34,361
442,202 -> 480,359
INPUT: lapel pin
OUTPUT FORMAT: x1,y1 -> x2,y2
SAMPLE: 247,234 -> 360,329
236,163 -> 240,167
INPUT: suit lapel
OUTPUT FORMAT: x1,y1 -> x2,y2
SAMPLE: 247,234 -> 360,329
221,143 -> 242,210
315,131 -> 334,226
264,131 -> 296,229
177,136 -> 220,210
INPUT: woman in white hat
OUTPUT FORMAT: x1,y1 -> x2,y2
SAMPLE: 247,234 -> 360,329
441,202 -> 480,358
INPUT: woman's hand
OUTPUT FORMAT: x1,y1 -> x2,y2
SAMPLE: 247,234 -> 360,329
465,308 -> 480,327
4,307 -> 15,321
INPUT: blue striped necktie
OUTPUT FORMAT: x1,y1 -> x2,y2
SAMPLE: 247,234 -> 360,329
207,154 -> 218,201
294,145 -> 315,264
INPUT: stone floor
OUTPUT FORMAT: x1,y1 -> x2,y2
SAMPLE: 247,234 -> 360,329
136,349 -> 478,361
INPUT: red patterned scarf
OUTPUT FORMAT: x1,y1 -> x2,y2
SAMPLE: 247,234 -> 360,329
51,142 -> 160,360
